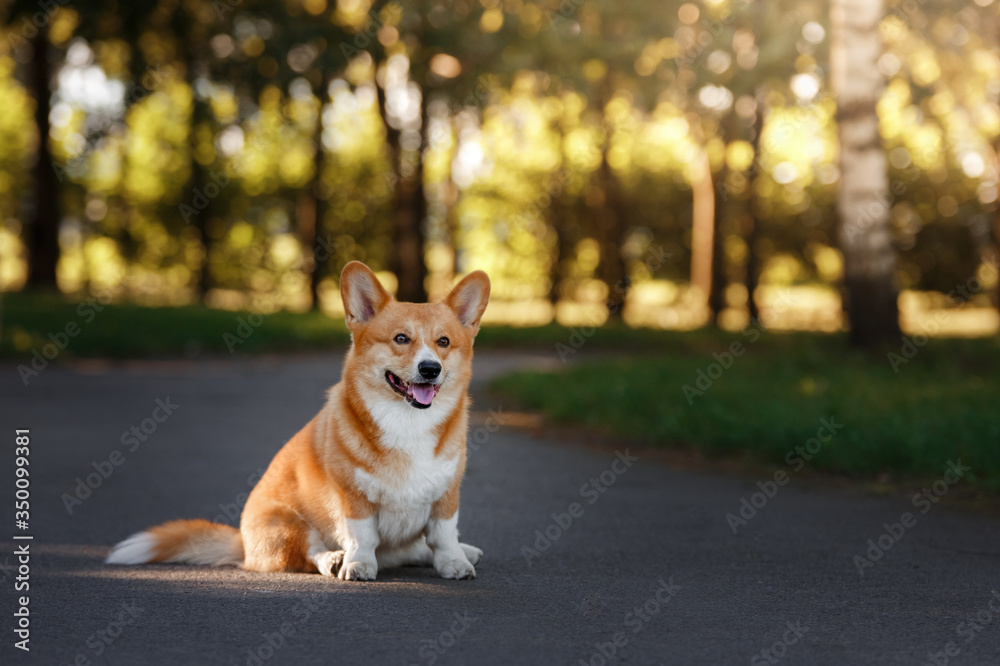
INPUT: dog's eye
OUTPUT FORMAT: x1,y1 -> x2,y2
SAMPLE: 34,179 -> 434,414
437,337 -> 450,348
394,334 -> 410,344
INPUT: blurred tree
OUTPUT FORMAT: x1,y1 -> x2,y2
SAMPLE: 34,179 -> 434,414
171,0 -> 220,298
831,0 -> 901,347
354,1 -> 430,303
4,2 -> 61,288
375,64 -> 428,303
6,0 -> 161,291
881,0 -> 1000,317
25,25 -> 59,288
344,0 -> 503,302
510,0 -> 670,321
684,0 -> 824,326
226,0 -> 351,308
546,95 -> 578,307
744,100 -> 765,323
338,1 -> 425,302
583,3 -> 650,322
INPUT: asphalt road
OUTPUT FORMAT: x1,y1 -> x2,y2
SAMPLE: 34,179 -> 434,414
2,350 -> 999,665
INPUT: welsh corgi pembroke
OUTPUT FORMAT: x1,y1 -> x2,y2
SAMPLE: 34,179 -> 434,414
107,261 -> 490,581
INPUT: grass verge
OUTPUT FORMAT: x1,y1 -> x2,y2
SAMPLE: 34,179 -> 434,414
490,333 -> 1000,492
0,290 -> 688,359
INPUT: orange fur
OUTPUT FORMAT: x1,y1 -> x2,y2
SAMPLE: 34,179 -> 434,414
107,262 -> 490,581
147,520 -> 242,564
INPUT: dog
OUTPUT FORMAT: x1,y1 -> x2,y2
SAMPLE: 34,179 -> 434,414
107,261 -> 490,581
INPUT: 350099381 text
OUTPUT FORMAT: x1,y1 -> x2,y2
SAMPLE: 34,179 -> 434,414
14,428 -> 32,652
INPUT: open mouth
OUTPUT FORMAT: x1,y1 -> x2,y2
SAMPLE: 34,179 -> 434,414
385,370 -> 441,409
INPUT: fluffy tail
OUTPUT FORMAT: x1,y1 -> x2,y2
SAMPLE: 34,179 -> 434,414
106,519 -> 243,566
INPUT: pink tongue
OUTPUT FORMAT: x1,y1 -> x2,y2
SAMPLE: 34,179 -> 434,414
410,383 -> 436,405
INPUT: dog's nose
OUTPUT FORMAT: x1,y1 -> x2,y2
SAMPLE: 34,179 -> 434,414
418,360 -> 441,380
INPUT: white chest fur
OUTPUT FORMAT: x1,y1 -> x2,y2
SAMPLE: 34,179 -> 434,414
353,397 -> 461,547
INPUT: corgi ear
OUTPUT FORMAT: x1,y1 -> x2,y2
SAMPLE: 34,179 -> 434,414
445,270 -> 491,333
340,261 -> 392,329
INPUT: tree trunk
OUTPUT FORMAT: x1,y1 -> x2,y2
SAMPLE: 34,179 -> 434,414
708,115 -> 741,326
594,80 -> 629,322
174,8 -> 214,300
441,176 -> 459,291
377,83 -> 428,303
994,220 -> 1000,319
25,28 -> 60,289
831,0 -> 900,347
690,145 -> 715,321
708,172 -> 728,326
991,139 -> 1000,319
745,98 -> 765,323
591,14 -> 630,323
296,186 -> 321,308
994,202 -> 1000,318
187,108 -> 214,299
300,86 -> 327,310
547,121 -> 570,309
596,144 -> 629,321
547,192 -> 572,307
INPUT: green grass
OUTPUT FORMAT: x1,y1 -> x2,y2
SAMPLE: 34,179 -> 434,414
1,291 -> 351,358
491,333 -> 1000,490
0,290 -> 684,359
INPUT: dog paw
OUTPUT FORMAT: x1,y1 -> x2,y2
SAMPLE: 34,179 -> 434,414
314,550 -> 344,577
338,559 -> 377,581
459,543 -> 483,566
436,557 -> 476,580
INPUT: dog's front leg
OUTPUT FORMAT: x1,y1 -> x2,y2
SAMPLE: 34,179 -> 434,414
426,503 -> 476,580
338,516 -> 379,581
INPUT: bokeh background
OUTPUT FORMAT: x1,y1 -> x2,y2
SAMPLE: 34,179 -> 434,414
2,0 -> 999,344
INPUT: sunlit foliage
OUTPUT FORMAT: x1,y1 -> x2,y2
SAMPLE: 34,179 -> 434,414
1,0 -> 998,333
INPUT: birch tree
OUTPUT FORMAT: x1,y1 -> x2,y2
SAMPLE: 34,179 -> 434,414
830,0 -> 901,347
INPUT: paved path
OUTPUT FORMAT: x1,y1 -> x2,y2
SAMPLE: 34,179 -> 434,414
2,351 -> 999,665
